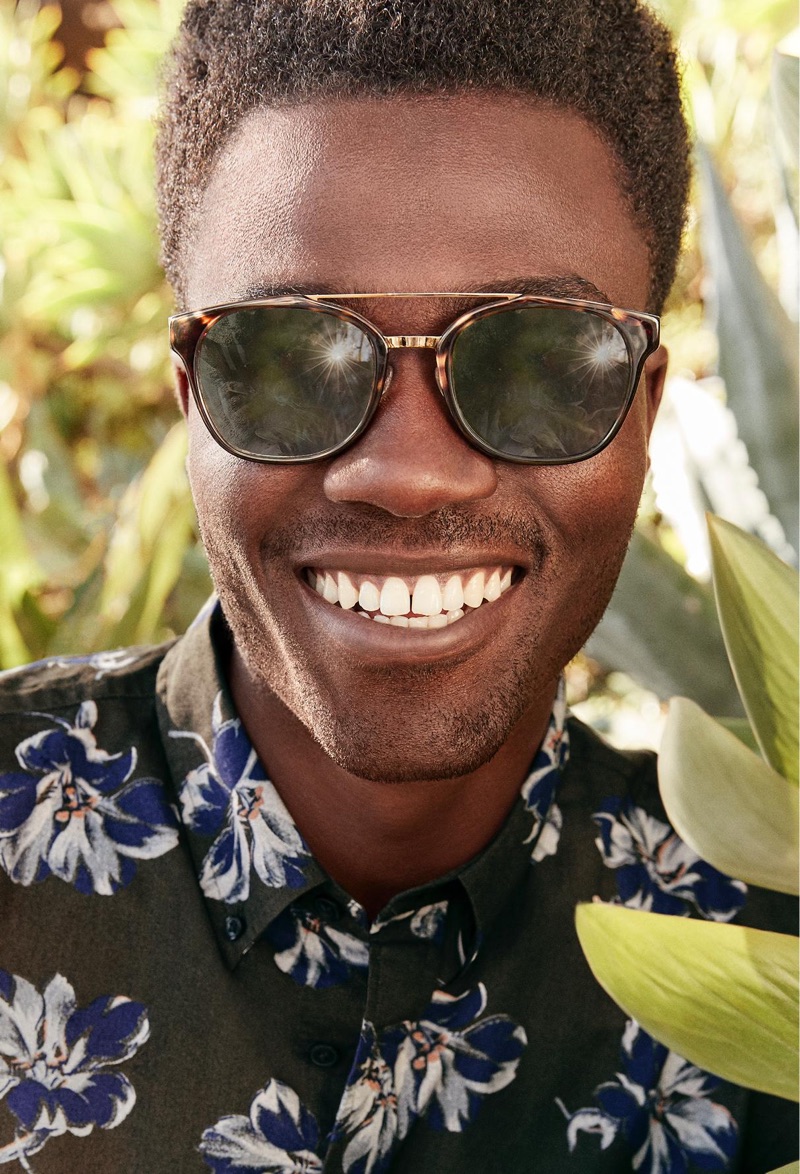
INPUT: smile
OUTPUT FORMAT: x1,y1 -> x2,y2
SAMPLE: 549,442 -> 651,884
305,566 -> 517,629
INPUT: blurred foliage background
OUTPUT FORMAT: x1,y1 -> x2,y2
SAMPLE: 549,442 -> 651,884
0,0 -> 797,743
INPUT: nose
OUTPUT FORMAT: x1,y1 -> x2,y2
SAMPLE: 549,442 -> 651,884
322,351 -> 498,516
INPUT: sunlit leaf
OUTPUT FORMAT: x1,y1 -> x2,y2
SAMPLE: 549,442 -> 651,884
709,515 -> 799,784
660,697 -> 799,894
769,1163 -> 800,1174
575,902 -> 799,1102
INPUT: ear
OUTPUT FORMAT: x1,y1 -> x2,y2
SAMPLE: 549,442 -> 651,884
172,354 -> 191,417
643,344 -> 668,438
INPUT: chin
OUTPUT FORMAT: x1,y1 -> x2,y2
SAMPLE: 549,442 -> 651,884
295,679 -> 534,784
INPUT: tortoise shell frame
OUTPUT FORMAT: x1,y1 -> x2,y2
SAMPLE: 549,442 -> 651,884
169,293 -> 660,465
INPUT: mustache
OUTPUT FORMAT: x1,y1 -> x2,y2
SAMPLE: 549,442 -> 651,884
260,504 -> 549,563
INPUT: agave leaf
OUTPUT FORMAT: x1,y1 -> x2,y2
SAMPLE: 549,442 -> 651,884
709,515 -> 799,784
587,528 -> 742,715
575,903 -> 799,1102
659,697 -> 799,895
697,147 -> 799,551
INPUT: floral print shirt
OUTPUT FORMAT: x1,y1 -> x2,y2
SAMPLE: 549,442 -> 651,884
0,602 -> 795,1174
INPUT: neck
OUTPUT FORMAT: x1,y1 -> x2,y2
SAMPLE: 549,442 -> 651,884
229,651 -> 556,920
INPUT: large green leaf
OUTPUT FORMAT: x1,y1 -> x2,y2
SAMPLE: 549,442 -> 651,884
575,902 -> 799,1102
697,147 -> 799,550
587,529 -> 742,714
659,697 -> 799,895
770,1163 -> 800,1174
709,515 -> 799,784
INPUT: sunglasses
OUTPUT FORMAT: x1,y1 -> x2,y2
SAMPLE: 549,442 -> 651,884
169,293 -> 660,465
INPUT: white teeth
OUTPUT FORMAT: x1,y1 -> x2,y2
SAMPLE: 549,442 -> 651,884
310,564 -> 517,629
463,571 -> 485,609
442,575 -> 464,612
484,569 -> 502,602
412,575 -> 442,616
337,572 -> 359,610
380,577 -> 411,616
358,580 -> 380,612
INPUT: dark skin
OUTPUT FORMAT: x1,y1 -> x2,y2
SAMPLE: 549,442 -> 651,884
175,94 -> 667,918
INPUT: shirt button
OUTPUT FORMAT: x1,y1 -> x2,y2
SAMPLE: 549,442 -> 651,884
311,896 -> 342,923
308,1043 -> 340,1069
224,915 -> 246,942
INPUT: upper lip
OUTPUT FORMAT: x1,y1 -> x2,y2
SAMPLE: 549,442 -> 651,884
294,550 -> 531,575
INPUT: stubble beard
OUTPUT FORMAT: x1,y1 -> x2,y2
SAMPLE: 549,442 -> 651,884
199,505 -> 633,784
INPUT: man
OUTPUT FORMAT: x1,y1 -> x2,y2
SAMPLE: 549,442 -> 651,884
0,1 -> 795,1171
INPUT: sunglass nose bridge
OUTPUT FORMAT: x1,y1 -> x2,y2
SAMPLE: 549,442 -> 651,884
384,335 -> 439,350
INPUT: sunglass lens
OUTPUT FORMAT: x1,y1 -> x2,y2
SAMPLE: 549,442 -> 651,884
195,307 -> 378,459
449,306 -> 633,461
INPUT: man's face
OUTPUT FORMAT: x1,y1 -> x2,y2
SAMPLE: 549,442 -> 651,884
179,94 -> 664,782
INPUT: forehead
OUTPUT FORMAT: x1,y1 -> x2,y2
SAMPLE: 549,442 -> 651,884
184,93 -> 651,311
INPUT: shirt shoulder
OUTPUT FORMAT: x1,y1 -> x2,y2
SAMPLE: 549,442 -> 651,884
0,643 -> 175,718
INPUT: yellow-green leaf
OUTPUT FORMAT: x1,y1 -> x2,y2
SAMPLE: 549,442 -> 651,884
708,515 -> 799,785
769,1164 -> 800,1174
575,903 -> 799,1102
660,697 -> 799,895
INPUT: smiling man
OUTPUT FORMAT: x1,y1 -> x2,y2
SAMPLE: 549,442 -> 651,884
0,2 -> 796,1172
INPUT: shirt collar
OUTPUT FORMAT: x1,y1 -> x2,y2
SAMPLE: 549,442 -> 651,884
156,599 -> 569,971
155,599 -> 326,969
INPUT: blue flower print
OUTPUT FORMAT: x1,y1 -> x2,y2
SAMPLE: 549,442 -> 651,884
336,984 -> 527,1173
265,905 -> 369,989
174,693 -> 310,903
521,682 -> 569,862
593,798 -> 746,920
200,1078 -> 322,1173
559,1020 -> 737,1173
0,968 -> 149,1169
0,701 -> 178,895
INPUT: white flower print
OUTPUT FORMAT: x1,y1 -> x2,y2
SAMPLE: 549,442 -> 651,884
0,968 -> 149,1169
0,701 -> 178,895
200,1079 -> 322,1173
174,693 -> 310,903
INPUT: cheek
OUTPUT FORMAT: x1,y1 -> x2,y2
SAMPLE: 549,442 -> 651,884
526,404 -> 650,551
184,405 -> 308,543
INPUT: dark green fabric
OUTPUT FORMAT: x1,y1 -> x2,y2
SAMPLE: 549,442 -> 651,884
0,604 -> 795,1174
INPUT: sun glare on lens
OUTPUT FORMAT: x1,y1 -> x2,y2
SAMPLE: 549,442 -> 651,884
568,322 -> 628,383
301,319 -> 373,392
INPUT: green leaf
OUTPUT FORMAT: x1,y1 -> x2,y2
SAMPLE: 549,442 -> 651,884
587,528 -> 742,714
770,1164 -> 800,1174
575,902 -> 799,1102
697,148 -> 799,550
709,515 -> 799,784
659,697 -> 799,895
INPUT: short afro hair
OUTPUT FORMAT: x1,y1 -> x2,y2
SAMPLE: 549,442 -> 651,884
155,0 -> 690,311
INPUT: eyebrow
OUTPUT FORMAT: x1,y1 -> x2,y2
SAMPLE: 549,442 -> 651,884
243,273 -> 613,305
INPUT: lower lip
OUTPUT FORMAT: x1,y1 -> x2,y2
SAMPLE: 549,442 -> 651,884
298,574 -> 522,664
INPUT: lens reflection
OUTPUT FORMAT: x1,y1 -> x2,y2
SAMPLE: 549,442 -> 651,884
196,307 -> 377,458
450,306 -> 632,460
